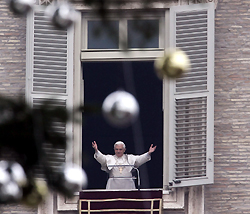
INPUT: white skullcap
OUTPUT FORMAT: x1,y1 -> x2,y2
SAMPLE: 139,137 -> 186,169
114,141 -> 126,149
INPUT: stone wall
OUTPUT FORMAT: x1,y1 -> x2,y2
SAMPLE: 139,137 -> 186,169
2,0 -> 249,213
205,0 -> 250,213
0,0 -> 26,97
0,1 -> 36,214
0,204 -> 37,214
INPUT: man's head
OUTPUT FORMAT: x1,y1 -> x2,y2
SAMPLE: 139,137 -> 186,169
114,141 -> 126,157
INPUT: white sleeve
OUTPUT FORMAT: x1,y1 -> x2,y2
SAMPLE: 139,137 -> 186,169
134,152 -> 151,168
94,150 -> 107,165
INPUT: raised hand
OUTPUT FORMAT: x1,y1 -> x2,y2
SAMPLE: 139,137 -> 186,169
148,144 -> 157,154
92,141 -> 98,152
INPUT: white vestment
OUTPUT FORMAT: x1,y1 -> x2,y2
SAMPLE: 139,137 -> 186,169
94,150 -> 151,189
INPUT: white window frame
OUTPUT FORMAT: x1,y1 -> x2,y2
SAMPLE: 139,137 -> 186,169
79,8 -> 187,211
29,2 -> 215,213
81,12 -> 165,60
56,11 -> 83,211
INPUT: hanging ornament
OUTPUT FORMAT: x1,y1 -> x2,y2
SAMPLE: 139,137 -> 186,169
0,162 -> 10,185
50,163 -> 88,197
9,0 -> 34,15
0,161 -> 27,203
102,90 -> 139,128
22,179 -> 49,207
63,164 -> 88,191
45,2 -> 77,30
0,181 -> 22,203
10,162 -> 28,187
154,48 -> 190,79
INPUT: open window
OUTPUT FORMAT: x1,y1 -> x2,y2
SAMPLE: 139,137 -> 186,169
26,2 -> 214,212
81,11 -> 165,190
82,60 -> 163,189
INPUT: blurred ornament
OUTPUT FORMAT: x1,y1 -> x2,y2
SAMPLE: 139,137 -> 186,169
45,2 -> 77,30
154,48 -> 190,79
63,164 -> 88,191
0,161 -> 11,185
22,179 -> 48,207
0,161 -> 26,203
0,161 -> 27,187
0,181 -> 22,202
10,162 -> 28,187
50,164 -> 88,197
102,90 -> 139,128
9,0 -> 34,15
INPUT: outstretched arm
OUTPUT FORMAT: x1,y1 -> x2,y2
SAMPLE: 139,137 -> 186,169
134,144 -> 157,168
148,144 -> 157,155
92,141 -> 98,152
92,141 -> 108,171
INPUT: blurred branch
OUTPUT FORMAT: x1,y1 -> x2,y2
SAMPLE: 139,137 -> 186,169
0,96 -> 87,205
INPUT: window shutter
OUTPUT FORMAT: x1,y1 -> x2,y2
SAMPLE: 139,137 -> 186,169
26,6 -> 74,174
167,3 -> 214,187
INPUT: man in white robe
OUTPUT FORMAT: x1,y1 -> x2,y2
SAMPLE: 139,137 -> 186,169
92,141 -> 156,189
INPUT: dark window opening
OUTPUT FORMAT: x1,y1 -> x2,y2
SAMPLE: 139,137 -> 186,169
82,61 -> 163,189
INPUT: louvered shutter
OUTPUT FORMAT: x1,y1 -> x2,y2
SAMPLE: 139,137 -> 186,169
26,6 -> 74,174
167,3 -> 214,187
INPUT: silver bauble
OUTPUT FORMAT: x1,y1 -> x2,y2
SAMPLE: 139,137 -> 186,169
0,161 -> 11,185
154,48 -> 190,79
11,162 -> 27,187
0,161 -> 27,203
0,161 -> 27,187
0,181 -> 22,202
60,164 -> 88,196
102,90 -> 139,128
9,0 -> 34,15
45,2 -> 77,30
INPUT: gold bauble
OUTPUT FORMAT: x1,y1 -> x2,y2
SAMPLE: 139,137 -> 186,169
22,179 -> 49,207
155,48 -> 190,79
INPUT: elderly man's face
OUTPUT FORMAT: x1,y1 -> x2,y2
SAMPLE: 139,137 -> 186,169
114,144 -> 126,157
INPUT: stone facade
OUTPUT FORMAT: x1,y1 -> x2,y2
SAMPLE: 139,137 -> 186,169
205,0 -> 250,213
0,1 -> 36,213
0,0 -> 26,97
2,0 -> 250,213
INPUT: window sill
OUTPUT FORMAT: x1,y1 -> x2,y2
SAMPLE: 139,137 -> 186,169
57,188 -> 185,211
162,188 -> 185,210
